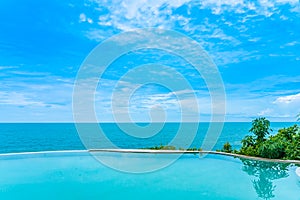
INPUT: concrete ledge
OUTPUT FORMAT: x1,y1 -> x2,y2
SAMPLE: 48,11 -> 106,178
89,149 -> 199,154
0,150 -> 88,157
89,149 -> 300,164
1,149 -> 299,165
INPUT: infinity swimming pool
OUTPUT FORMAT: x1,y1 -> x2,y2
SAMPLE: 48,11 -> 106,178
0,151 -> 299,200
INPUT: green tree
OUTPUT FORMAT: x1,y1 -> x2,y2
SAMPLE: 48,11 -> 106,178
277,125 -> 299,141
249,117 -> 271,143
285,131 -> 300,160
241,135 -> 255,148
238,117 -> 299,160
240,135 -> 258,156
222,142 -> 232,153
258,138 -> 286,159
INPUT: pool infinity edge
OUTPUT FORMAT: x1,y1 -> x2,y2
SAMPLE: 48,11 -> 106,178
0,149 -> 299,165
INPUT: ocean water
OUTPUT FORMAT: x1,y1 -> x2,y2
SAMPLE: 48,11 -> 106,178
0,122 -> 298,154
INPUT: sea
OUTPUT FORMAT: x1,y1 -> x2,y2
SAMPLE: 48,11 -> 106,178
0,122 -> 298,154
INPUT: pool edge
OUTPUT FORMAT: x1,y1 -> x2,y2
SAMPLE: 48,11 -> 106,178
0,149 -> 299,165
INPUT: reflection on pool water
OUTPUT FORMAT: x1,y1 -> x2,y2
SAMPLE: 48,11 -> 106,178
0,151 -> 299,200
296,167 -> 300,177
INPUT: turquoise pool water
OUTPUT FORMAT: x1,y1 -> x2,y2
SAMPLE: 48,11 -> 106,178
0,151 -> 299,200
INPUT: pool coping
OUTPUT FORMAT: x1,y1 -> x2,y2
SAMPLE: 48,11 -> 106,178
0,149 -> 299,165
89,149 -> 300,164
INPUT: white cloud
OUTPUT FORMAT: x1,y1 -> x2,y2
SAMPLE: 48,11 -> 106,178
199,0 -> 299,16
275,0 -> 299,5
81,0 -> 300,66
93,75 -> 211,122
273,93 -> 300,104
0,66 -> 18,70
88,0 -> 193,32
0,91 -> 47,107
0,68 -> 74,122
200,0 -> 245,15
224,75 -> 300,121
79,13 -> 87,22
210,29 -> 241,45
75,0 -> 300,122
258,108 -> 273,116
261,93 -> 300,120
79,13 -> 93,24
248,37 -> 261,42
211,50 -> 256,65
87,18 -> 93,24
280,41 -> 300,48
84,29 -> 111,42
280,15 -> 288,20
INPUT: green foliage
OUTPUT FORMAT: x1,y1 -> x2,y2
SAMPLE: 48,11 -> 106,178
222,142 -> 232,153
241,135 -> 255,148
187,147 -> 198,151
232,149 -> 239,154
150,145 -> 202,151
240,145 -> 258,157
249,117 -> 271,143
162,145 -> 176,150
285,134 -> 300,160
277,125 -> 299,141
148,145 -> 203,151
257,138 -> 286,159
240,135 -> 257,156
148,145 -> 176,150
238,117 -> 300,160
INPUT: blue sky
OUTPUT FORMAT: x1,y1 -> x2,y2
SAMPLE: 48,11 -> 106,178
0,0 -> 300,122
